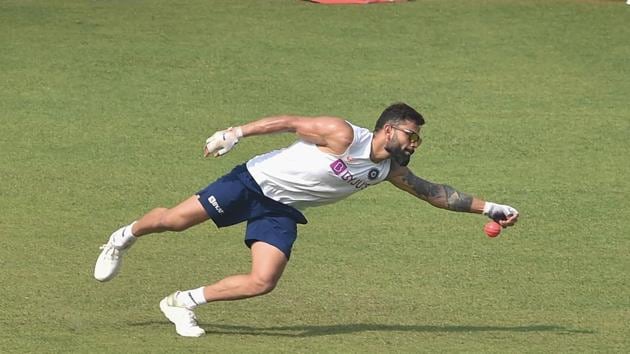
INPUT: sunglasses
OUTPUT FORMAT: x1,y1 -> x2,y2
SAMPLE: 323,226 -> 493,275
391,125 -> 422,144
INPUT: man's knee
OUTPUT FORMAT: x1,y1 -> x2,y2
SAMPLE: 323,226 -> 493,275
250,274 -> 279,296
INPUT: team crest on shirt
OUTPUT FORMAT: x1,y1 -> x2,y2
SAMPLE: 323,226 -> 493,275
367,168 -> 379,180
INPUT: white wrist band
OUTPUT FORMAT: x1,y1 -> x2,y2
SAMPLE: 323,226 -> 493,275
482,202 -> 495,215
233,126 -> 244,138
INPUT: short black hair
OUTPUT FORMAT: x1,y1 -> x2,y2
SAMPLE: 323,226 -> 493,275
374,103 -> 425,131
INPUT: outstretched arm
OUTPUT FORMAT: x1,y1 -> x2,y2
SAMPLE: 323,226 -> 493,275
387,164 -> 518,227
204,115 -> 353,157
387,164 -> 484,213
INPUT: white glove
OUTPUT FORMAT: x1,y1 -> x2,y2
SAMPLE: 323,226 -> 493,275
204,126 -> 243,157
483,202 -> 519,222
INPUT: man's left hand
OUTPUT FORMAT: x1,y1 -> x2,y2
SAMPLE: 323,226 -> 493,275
483,202 -> 519,228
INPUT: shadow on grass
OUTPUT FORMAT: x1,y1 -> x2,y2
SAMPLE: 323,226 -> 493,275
129,321 -> 594,337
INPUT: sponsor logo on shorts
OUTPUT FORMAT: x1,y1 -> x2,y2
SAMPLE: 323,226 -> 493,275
208,195 -> 224,214
329,159 -> 372,190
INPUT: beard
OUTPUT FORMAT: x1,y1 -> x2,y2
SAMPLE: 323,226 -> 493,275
385,144 -> 412,166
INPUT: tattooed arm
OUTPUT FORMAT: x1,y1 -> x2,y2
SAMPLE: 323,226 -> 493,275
386,163 -> 486,213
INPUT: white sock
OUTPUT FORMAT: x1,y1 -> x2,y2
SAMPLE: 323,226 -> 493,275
176,287 -> 207,309
112,222 -> 137,249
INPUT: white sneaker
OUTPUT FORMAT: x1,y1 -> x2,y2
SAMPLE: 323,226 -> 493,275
159,292 -> 206,337
93,231 -> 128,282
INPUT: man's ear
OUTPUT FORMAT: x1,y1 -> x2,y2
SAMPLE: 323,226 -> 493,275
383,124 -> 393,141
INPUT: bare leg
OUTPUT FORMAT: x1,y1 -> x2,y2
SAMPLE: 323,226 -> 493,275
94,195 -> 211,282
202,241 -> 288,302
132,195 -> 209,237
158,238 -> 288,337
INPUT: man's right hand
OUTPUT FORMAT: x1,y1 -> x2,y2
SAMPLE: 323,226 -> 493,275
203,127 -> 243,157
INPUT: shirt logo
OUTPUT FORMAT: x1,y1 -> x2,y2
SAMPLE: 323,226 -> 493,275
329,159 -> 370,190
330,159 -> 348,175
367,168 -> 379,180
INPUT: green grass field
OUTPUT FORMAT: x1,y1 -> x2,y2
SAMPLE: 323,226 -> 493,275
2,0 -> 629,352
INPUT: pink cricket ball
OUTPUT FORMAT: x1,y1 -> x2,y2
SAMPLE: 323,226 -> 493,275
484,221 -> 502,238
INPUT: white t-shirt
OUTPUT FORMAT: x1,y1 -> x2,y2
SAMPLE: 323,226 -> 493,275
246,123 -> 391,210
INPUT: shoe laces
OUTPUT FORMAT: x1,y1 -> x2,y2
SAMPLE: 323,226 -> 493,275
99,243 -> 121,260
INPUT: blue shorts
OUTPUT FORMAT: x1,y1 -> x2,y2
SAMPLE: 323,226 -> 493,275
196,164 -> 307,259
